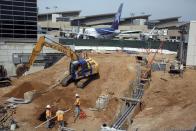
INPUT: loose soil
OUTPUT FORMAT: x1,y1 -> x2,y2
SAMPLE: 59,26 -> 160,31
129,69 -> 196,131
1,52 -> 136,131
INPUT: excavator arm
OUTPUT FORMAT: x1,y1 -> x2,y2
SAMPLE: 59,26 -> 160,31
44,40 -> 78,61
16,36 -> 78,77
26,36 -> 45,69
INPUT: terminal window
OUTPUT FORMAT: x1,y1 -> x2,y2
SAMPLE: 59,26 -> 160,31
0,0 -> 37,39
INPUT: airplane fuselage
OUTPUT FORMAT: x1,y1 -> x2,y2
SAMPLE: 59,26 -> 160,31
84,28 -> 120,39
82,3 -> 123,39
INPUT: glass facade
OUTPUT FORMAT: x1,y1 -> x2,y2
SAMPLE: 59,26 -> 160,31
0,0 -> 37,39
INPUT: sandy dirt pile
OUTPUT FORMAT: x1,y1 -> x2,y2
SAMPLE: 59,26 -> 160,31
2,52 -> 136,131
129,69 -> 196,131
4,81 -> 48,98
12,57 -> 69,87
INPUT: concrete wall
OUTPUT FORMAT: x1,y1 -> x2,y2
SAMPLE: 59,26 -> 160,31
0,39 -> 61,76
186,21 -> 196,66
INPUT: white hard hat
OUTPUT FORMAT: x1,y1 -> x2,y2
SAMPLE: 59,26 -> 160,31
46,105 -> 51,108
75,93 -> 79,97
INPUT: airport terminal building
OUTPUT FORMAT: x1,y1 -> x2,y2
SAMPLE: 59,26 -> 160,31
0,0 -> 64,76
0,0 -> 39,75
0,0 -> 37,40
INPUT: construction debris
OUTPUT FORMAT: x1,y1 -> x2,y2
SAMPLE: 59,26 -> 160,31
0,105 -> 16,130
101,127 -> 126,131
61,127 -> 75,131
96,95 -> 109,110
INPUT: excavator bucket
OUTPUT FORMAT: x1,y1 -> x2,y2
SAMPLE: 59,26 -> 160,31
16,64 -> 28,77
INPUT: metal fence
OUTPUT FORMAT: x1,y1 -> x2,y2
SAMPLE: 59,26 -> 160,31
112,64 -> 144,130
59,39 -> 179,52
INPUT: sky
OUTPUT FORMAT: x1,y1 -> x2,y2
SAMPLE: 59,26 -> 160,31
38,0 -> 196,21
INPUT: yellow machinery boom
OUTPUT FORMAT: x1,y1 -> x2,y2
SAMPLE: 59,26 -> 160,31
16,36 -> 99,88
26,36 -> 78,69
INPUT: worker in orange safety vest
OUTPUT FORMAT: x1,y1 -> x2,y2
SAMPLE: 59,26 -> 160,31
56,110 -> 65,128
74,93 -> 81,122
45,105 -> 52,128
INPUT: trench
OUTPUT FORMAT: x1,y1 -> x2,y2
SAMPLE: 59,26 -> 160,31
111,64 -> 149,130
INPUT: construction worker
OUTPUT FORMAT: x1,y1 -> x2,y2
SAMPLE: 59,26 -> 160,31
45,105 -> 52,128
56,110 -> 65,128
74,93 -> 80,122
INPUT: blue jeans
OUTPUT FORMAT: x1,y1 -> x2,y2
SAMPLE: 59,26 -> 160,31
58,121 -> 64,127
74,106 -> 80,122
46,117 -> 50,128
75,106 -> 80,117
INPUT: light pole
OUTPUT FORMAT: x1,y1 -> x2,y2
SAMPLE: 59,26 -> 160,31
45,6 -> 50,33
54,6 -> 58,12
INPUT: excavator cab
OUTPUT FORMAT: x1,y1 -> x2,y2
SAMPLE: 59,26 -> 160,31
61,58 -> 99,88
70,59 -> 92,79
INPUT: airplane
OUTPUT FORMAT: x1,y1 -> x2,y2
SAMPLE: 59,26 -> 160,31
83,3 -> 123,39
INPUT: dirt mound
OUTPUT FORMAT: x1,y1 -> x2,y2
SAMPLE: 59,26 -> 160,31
130,70 -> 196,130
4,81 -> 48,98
12,57 -> 69,87
5,53 -> 136,130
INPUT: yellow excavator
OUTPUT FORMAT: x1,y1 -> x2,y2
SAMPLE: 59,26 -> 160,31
16,36 -> 99,88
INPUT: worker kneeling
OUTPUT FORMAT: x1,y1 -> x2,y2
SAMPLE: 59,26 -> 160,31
56,110 -> 65,128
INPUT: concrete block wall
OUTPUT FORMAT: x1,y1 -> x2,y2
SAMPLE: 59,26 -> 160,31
0,40 -> 61,76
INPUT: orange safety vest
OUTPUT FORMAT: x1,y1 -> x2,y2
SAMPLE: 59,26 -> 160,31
56,110 -> 64,121
46,109 -> 52,117
74,98 -> 80,106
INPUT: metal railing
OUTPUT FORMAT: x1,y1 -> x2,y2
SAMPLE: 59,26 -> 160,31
112,64 -> 144,129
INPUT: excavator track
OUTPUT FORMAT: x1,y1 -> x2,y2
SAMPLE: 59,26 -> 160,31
0,79 -> 11,87
75,74 -> 100,88
61,75 -> 73,87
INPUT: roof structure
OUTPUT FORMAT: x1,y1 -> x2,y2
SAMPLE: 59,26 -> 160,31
122,15 -> 151,21
157,21 -> 188,29
71,13 -> 115,20
38,10 -> 81,17
71,13 -> 151,26
149,16 -> 181,23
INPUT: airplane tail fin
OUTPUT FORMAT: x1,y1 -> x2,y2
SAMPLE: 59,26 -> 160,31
111,3 -> 123,30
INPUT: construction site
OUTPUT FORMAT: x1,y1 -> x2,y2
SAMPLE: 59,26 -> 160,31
0,31 -> 196,131
0,0 -> 196,131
